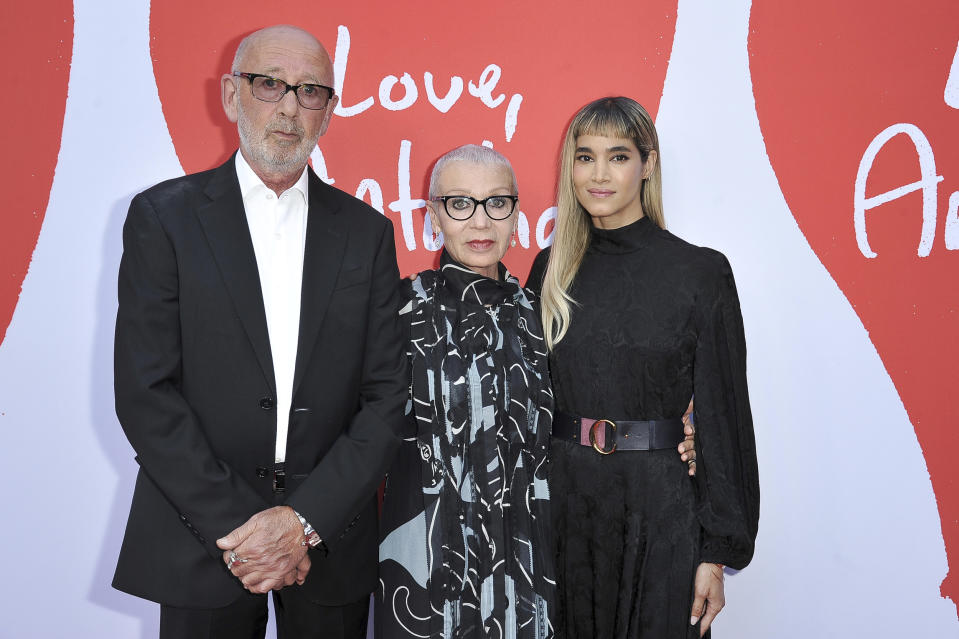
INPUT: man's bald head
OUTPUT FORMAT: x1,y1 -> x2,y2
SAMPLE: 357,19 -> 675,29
231,25 -> 331,79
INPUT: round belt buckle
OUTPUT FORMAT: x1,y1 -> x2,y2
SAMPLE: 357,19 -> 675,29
589,419 -> 617,455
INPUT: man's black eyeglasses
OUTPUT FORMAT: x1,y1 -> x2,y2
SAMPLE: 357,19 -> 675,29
233,72 -> 334,110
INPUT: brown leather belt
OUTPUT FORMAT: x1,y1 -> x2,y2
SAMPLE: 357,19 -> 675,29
552,411 -> 685,455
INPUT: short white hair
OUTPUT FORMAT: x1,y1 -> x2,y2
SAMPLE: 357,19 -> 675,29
428,144 -> 518,198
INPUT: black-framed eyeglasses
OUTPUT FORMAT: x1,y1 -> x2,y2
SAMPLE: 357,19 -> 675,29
431,195 -> 519,221
233,72 -> 335,110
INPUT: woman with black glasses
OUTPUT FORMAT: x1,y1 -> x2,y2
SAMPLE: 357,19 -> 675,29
377,145 -> 555,639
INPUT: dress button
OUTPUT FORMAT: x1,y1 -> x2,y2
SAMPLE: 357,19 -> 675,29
256,466 -> 268,478
259,397 -> 274,410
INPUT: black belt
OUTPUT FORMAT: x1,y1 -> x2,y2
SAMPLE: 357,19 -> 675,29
552,411 -> 685,455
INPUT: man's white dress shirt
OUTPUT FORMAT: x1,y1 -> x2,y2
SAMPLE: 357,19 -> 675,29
235,151 -> 309,464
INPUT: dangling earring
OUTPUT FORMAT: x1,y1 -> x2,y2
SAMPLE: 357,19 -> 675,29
510,228 -> 517,247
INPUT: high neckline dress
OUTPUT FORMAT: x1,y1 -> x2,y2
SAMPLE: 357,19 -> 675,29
527,216 -> 759,638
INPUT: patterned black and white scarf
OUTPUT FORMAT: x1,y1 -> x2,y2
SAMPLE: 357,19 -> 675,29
408,251 -> 555,638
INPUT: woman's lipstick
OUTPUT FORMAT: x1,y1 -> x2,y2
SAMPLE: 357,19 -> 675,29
587,189 -> 615,198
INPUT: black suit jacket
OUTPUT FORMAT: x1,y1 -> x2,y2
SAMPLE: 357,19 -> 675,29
112,155 -> 407,608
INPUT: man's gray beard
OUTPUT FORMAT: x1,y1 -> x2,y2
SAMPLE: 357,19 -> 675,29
237,104 -> 316,176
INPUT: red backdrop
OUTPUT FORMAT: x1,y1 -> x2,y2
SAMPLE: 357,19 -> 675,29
750,0 -> 959,607
0,1 -> 73,345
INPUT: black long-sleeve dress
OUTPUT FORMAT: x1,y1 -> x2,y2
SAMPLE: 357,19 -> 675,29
527,215 -> 759,638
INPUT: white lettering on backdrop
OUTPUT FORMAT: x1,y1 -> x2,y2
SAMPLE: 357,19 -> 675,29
854,123 -> 944,258
854,55 -> 959,259
944,40 -> 958,109
323,24 -> 554,252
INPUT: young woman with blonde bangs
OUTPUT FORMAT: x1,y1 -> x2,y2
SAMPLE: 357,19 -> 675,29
527,97 -> 759,638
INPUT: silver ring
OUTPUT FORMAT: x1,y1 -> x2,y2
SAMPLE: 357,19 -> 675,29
227,550 -> 247,570
686,458 -> 696,466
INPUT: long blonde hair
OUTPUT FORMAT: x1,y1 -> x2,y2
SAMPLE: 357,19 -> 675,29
541,97 -> 664,349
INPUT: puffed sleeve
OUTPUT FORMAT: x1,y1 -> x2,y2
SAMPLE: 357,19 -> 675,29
692,252 -> 759,569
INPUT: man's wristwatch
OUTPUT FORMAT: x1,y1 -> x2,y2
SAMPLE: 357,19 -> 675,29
293,510 -> 323,548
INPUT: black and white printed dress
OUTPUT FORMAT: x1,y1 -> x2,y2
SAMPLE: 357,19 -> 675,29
377,252 -> 555,639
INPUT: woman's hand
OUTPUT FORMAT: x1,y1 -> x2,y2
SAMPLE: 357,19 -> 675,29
690,562 -> 725,636
679,398 -> 696,476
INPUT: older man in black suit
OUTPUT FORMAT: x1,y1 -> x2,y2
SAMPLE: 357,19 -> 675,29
112,24 -> 407,638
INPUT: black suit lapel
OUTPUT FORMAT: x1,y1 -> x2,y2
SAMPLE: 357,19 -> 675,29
195,156 -> 276,394
292,169 -> 349,395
